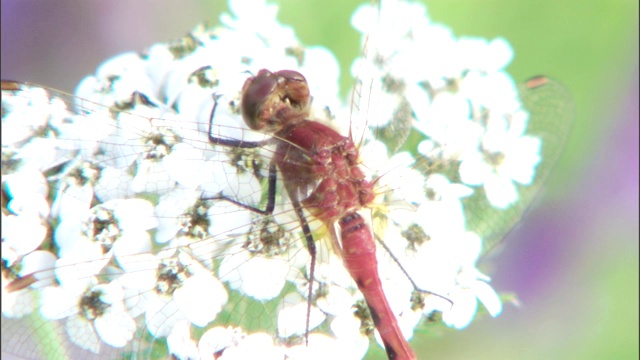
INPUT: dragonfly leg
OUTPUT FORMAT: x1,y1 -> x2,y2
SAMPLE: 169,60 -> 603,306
201,162 -> 277,215
207,93 -> 270,149
374,234 -> 453,307
288,196 -> 317,346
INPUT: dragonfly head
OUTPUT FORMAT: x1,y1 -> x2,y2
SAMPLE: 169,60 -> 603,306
241,69 -> 311,133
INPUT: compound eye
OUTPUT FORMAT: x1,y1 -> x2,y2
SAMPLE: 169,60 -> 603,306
241,70 -> 278,130
274,70 -> 306,84
273,70 -> 310,109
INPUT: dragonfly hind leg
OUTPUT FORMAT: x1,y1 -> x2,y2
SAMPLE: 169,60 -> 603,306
375,234 -> 453,308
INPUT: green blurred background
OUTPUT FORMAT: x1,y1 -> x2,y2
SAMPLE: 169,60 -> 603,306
2,1 -> 637,359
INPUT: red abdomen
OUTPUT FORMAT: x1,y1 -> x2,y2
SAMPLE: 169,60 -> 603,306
340,213 -> 416,360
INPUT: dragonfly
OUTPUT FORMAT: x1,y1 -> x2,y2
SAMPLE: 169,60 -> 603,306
1,0 -> 572,359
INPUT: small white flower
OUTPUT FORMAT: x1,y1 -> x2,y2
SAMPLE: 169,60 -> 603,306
40,280 -> 135,353
459,109 -> 542,209
442,267 -> 502,329
144,251 -> 228,337
54,198 -> 156,274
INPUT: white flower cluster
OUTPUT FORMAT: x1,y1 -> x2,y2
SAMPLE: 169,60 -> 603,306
1,0 -> 547,359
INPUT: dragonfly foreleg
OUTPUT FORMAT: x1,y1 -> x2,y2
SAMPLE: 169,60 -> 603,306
207,93 -> 270,149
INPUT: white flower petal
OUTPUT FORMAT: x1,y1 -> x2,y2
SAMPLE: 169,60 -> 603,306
174,271 -> 228,327
40,286 -> 78,320
484,173 -> 518,209
66,314 -> 100,353
145,295 -> 184,338
442,288 -> 477,329
473,280 -> 503,317
277,299 -> 325,338
113,199 -> 158,231
219,252 -> 288,301
166,319 -> 199,360
94,306 -> 135,348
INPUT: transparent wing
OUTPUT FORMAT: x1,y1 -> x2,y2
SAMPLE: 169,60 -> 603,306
349,0 -> 573,261
349,0 -> 414,156
466,77 -> 574,257
0,81 -> 335,359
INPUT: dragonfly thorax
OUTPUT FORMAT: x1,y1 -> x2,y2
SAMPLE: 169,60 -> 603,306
275,119 -> 375,225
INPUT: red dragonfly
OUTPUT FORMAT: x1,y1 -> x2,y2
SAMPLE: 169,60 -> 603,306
1,0 -> 572,359
217,68 -> 429,359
